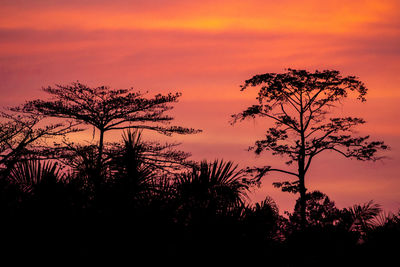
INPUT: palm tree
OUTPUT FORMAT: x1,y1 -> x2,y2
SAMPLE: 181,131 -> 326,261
242,196 -> 283,243
174,159 -> 250,227
343,201 -> 381,232
7,159 -> 85,217
9,160 -> 66,194
339,200 -> 382,243
170,160 -> 250,257
97,130 -> 154,213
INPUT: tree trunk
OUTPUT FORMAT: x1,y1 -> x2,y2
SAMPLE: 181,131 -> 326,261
94,129 -> 105,191
98,129 -> 104,170
298,90 -> 307,228
298,171 -> 307,228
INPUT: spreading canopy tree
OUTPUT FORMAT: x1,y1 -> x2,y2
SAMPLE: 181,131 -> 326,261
17,82 -> 200,187
232,69 -> 388,226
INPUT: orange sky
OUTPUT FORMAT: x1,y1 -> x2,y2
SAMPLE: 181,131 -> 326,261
0,0 -> 399,213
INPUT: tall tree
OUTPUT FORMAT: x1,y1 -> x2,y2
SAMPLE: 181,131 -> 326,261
16,82 -> 200,187
231,69 -> 388,226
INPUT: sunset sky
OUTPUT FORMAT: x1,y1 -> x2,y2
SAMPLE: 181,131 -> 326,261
0,0 -> 399,214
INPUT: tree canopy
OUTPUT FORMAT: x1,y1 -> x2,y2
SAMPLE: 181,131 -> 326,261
232,69 -> 388,226
16,82 -> 199,165
13,82 -> 201,192
18,82 -> 200,136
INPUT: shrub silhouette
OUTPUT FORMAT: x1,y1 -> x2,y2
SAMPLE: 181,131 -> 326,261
0,80 -> 397,265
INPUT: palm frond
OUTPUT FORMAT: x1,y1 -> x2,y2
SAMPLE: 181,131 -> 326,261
176,159 -> 250,209
9,160 -> 65,193
348,200 -> 382,232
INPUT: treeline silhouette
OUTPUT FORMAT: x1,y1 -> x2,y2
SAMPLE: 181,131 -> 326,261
0,82 -> 398,266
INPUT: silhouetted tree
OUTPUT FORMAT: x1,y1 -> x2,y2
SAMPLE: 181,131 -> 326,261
108,129 -> 192,176
58,129 -> 191,201
99,130 -> 185,213
289,190 -> 340,229
175,160 -> 249,221
16,82 -> 200,189
242,196 -> 283,244
284,192 -> 371,267
9,160 -> 83,214
339,200 -> 381,240
361,210 -> 400,265
232,69 -> 388,226
173,159 -> 251,256
0,112 -> 79,175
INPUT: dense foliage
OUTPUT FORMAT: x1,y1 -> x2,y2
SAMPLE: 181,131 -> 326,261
0,81 -> 397,265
